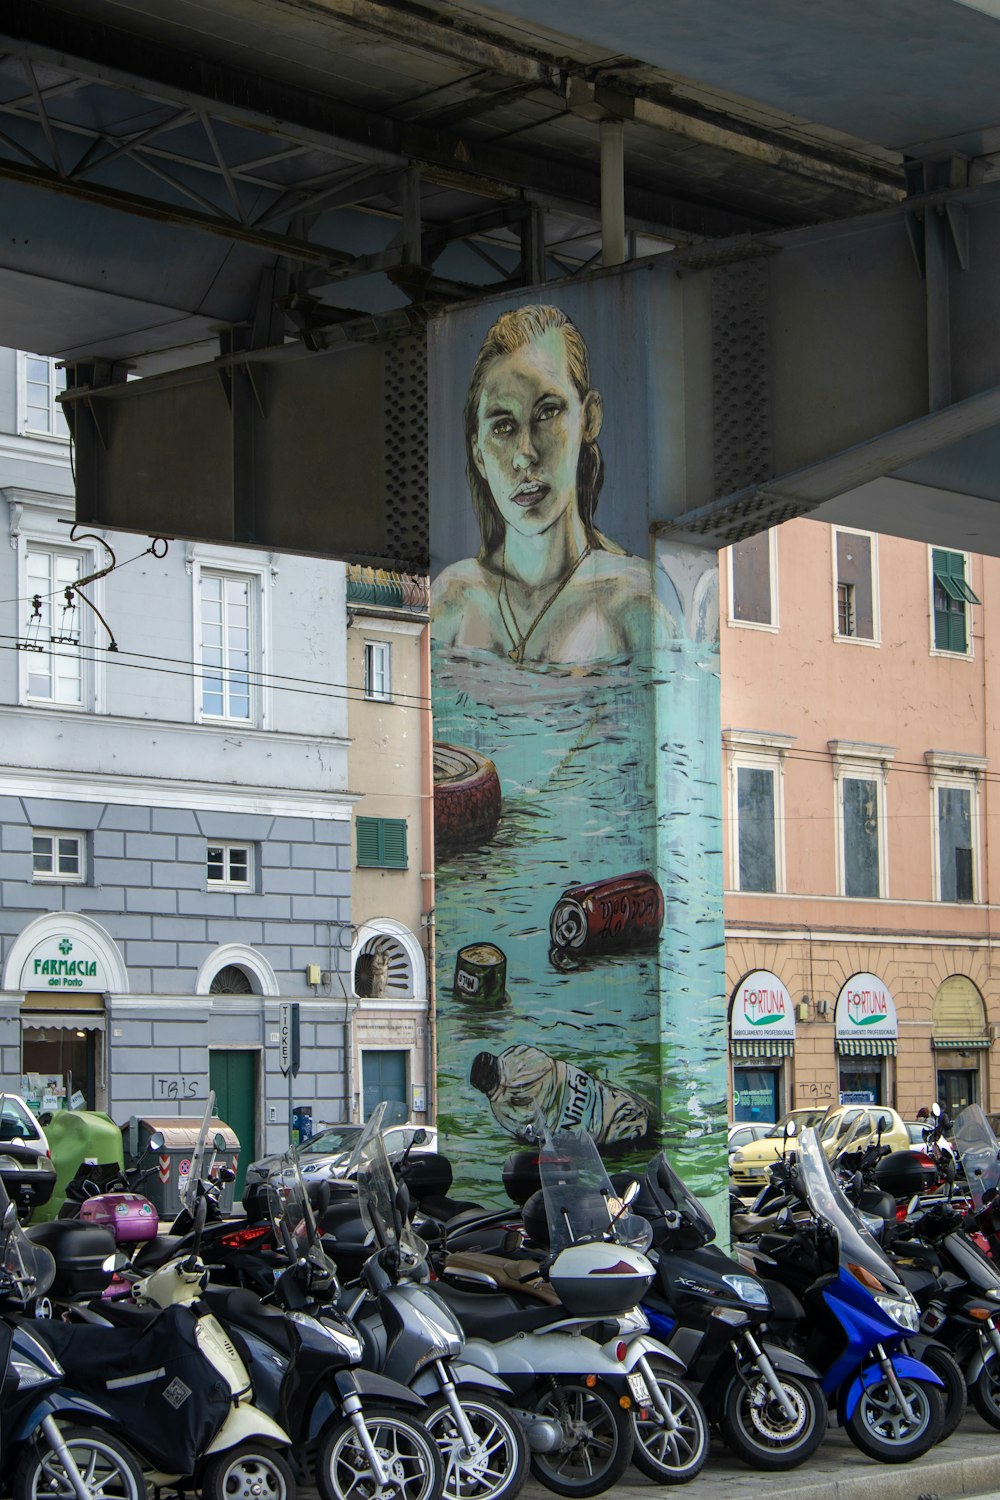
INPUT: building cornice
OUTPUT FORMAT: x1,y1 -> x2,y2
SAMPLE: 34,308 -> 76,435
0,764 -> 357,819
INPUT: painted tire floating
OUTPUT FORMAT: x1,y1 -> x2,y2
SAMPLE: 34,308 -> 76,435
434,742 -> 502,855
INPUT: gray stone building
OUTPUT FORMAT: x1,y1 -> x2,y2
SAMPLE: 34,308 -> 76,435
0,348 -> 429,1192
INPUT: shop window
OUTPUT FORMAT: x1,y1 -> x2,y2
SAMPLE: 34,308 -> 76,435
729,530 -> 776,627
198,570 -> 257,722
356,816 -> 407,869
931,548 -> 979,655
364,640 -> 392,701
834,529 -> 877,642
17,353 -> 69,439
207,843 -> 253,888
32,831 -> 85,883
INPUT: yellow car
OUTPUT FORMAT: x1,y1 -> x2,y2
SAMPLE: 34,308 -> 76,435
729,1104 -> 910,1195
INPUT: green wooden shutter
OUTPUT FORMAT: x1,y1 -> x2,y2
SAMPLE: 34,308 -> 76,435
356,816 -> 407,868
932,549 -> 978,652
356,817 -> 381,867
381,818 -> 407,869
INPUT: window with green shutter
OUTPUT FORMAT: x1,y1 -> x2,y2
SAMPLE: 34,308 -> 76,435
356,816 -> 407,869
932,549 -> 980,653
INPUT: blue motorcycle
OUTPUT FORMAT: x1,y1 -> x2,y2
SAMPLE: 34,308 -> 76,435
736,1125 -> 945,1462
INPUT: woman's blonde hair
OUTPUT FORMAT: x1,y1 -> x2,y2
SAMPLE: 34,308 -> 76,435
464,304 -> 605,560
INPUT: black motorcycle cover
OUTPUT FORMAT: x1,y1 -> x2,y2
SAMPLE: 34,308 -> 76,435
27,1304 -> 233,1475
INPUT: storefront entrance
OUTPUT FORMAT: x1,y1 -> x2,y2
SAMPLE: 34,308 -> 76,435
936,1067 -> 978,1116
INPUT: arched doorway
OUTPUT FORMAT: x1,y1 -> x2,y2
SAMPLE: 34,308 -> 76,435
932,975 -> 990,1115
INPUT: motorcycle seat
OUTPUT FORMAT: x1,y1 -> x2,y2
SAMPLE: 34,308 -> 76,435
443,1252 -> 560,1305
432,1280 -> 571,1338
131,1233 -> 186,1270
203,1286 -> 296,1355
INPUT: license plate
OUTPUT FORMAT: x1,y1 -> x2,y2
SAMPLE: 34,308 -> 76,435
628,1373 -> 651,1404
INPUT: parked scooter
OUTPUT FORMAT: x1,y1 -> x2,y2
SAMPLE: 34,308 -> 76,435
336,1104 -> 528,1500
434,1125 -> 709,1494
630,1149 -> 828,1469
736,1124 -> 946,1462
206,1151 -> 444,1500
0,1178 -> 146,1500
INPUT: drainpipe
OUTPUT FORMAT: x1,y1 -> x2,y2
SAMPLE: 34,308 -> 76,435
420,614 -> 436,1119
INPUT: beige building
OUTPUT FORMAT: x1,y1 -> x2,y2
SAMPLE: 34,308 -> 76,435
345,567 -> 434,1125
722,520 -> 1000,1126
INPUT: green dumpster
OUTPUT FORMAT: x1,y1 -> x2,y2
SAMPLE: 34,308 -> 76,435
35,1110 -> 124,1223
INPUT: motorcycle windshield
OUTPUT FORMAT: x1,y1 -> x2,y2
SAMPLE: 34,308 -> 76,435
180,1090 -> 216,1214
539,1126 -> 650,1255
348,1102 -> 427,1269
795,1127 -> 907,1295
643,1152 -> 716,1244
265,1152 -> 338,1278
953,1105 -> 1000,1212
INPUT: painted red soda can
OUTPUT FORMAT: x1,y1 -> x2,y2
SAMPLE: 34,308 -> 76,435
549,870 -> 664,956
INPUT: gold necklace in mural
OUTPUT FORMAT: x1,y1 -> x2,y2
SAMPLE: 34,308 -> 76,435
499,541 -> 592,663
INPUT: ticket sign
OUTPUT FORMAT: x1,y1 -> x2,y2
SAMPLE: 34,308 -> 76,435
835,973 -> 898,1039
730,971 -> 796,1041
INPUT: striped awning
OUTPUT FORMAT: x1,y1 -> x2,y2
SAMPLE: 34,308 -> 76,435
837,1037 -> 897,1057
933,1036 -> 992,1051
731,1038 -> 794,1060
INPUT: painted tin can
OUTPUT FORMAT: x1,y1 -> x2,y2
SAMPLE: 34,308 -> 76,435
549,870 -> 664,956
454,941 -> 508,1005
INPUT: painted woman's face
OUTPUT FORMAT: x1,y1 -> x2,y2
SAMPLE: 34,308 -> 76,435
472,328 -> 602,540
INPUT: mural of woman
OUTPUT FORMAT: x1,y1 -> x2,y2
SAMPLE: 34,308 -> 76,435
431,303 -> 671,665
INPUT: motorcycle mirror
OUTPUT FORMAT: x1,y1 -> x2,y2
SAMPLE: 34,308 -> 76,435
213,1132 -> 227,1152
395,1179 -> 411,1225
907,1194 -> 919,1216
411,1128 -> 428,1147
2,1202 -> 17,1234
784,1119 -> 798,1138
145,1130 -> 165,1154
876,1113 -> 891,1137
931,1102 -> 942,1119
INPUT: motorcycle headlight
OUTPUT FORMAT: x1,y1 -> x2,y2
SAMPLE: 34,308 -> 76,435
11,1357 -> 49,1388
721,1274 -> 770,1308
874,1293 -> 920,1332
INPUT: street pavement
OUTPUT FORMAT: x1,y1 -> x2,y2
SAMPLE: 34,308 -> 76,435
518,1413 -> 1000,1500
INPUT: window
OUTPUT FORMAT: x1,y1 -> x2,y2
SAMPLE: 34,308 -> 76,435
926,752 -> 985,904
207,843 -> 253,888
831,741 -> 893,900
729,530 -> 776,627
725,732 -> 791,894
32,831 -> 84,883
356,816 -> 407,869
364,640 -> 392,701
834,529 -> 877,642
932,548 -> 979,655
22,545 -> 86,705
199,571 -> 254,721
18,353 -> 69,439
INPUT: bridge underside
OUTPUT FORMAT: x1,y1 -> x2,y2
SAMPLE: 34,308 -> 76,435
3,0 -> 1000,558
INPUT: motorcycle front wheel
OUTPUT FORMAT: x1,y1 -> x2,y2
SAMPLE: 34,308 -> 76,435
13,1423 -> 146,1500
423,1392 -> 528,1500
528,1378 -> 633,1498
629,1360 -> 709,1484
969,1354 -> 1000,1430
845,1375 -> 945,1463
720,1369 -> 827,1470
200,1442 -> 295,1500
319,1406 -> 443,1500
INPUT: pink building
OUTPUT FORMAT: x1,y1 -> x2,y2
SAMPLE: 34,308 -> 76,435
722,519 -> 999,1126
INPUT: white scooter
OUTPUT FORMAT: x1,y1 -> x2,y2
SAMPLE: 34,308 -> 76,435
434,1125 -> 709,1495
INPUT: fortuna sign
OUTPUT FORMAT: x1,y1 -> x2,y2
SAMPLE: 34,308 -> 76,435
21,935 -> 108,991
730,971 -> 796,1041
835,973 -> 898,1039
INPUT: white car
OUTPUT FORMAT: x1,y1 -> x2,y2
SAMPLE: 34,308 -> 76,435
0,1094 -> 56,1216
242,1121 -> 437,1211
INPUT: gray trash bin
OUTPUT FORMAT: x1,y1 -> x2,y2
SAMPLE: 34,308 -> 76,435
123,1115 -> 241,1219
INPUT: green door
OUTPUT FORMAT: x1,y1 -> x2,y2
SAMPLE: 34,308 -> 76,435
209,1050 -> 257,1199
362,1050 -> 409,1120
